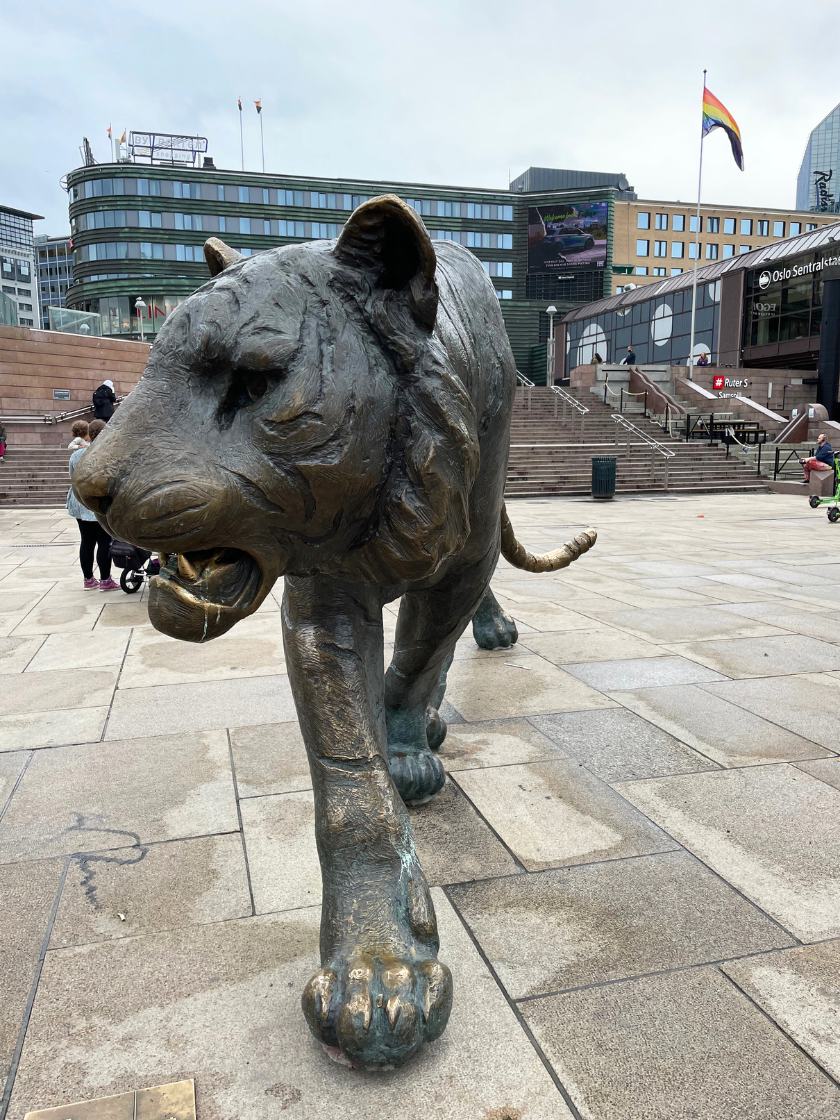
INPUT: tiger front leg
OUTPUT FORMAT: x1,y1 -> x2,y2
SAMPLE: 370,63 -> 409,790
282,576 -> 452,1070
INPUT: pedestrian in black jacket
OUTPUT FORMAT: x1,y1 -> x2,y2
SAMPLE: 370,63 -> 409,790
92,379 -> 117,420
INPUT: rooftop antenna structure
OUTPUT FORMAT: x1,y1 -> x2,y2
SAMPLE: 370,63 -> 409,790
79,137 -> 97,167
128,131 -> 208,167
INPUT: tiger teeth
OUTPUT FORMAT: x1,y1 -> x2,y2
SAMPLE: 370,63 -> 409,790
177,554 -> 199,581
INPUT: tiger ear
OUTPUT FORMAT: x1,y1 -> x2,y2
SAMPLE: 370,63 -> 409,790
335,194 -> 438,331
204,238 -> 243,277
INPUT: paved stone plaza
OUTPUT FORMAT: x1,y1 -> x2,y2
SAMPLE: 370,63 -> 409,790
1,492 -> 839,1119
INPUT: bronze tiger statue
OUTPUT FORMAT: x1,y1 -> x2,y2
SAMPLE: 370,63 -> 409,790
72,195 -> 595,1070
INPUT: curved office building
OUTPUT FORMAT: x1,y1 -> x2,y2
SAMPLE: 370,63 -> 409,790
796,103 -> 840,214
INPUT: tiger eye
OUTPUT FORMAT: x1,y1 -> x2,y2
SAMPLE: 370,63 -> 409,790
245,371 -> 269,401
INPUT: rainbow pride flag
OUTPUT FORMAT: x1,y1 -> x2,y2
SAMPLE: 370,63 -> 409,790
702,86 -> 744,171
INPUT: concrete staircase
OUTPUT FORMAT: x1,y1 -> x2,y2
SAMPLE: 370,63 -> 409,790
0,386 -> 769,509
0,447 -> 71,507
505,387 -> 768,498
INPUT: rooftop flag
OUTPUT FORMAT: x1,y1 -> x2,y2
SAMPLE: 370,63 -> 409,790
702,86 -> 744,171
237,97 -> 242,111
255,99 -> 262,114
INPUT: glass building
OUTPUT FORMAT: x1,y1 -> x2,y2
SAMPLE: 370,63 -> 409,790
796,103 -> 840,213
0,204 -> 42,328
35,235 -> 73,330
563,221 -> 840,376
64,151 -> 633,381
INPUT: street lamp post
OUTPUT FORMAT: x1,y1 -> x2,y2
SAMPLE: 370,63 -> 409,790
546,305 -> 557,385
134,297 -> 147,342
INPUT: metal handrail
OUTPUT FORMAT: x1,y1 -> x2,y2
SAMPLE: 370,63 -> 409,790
516,371 -> 535,388
0,399 -> 125,427
550,385 -> 588,415
612,414 -> 676,458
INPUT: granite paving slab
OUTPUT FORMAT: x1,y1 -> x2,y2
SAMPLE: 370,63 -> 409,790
0,636 -> 43,676
795,757 -> 840,791
562,654 -> 727,692
8,893 -> 573,1120
454,760 -> 675,870
243,781 -> 521,915
229,721 -> 311,796
585,604 -> 787,643
10,592 -> 105,636
0,668 -> 117,717
105,674 -> 297,739
613,683 -> 829,766
450,850 -> 793,998
495,600 -> 602,632
0,730 -> 238,863
441,718 -> 562,771
51,834 -> 252,948
93,600 -> 151,629
406,780 -> 521,885
670,634 -> 840,679
0,750 -> 29,809
25,629 -> 130,673
0,589 -> 50,617
519,627 -> 666,665
0,858 -> 63,1087
0,707 -> 109,754
617,765 -> 840,940
521,968 -> 840,1120
723,940 -> 840,1080
118,614 -> 285,689
240,791 -> 320,913
720,600 -> 840,643
444,654 -> 616,721
529,708 -> 716,781
704,672 -> 840,749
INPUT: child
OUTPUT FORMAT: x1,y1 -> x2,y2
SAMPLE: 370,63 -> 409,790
0,420 -> 6,462
67,420 -> 90,451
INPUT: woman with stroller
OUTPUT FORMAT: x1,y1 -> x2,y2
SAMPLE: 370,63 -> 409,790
66,419 -> 118,591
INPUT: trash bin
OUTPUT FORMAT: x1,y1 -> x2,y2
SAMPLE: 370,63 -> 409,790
591,456 -> 617,500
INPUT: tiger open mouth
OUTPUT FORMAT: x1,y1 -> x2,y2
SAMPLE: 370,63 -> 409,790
148,547 -> 264,642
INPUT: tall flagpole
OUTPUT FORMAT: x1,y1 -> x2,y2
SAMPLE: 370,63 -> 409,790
688,68 -> 707,380
256,99 -> 265,172
237,99 -> 244,171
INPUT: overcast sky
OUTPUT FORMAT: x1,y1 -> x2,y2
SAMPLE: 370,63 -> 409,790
3,0 -> 839,233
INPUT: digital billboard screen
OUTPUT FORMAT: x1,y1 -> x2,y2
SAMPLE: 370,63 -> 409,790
527,201 -> 609,275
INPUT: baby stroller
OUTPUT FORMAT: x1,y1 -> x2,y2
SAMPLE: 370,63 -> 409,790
109,539 -> 161,594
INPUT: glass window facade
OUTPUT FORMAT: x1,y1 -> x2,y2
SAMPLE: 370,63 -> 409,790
672,214 -> 685,231
637,212 -> 650,229
706,216 -> 720,233
742,247 -> 835,350
654,213 -> 668,230
672,242 -> 684,258
723,217 -> 735,235
796,102 -> 840,212
636,239 -> 649,256
72,177 -> 515,220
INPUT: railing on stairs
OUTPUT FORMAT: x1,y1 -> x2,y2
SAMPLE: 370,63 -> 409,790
514,371 -> 588,431
612,413 -> 675,489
